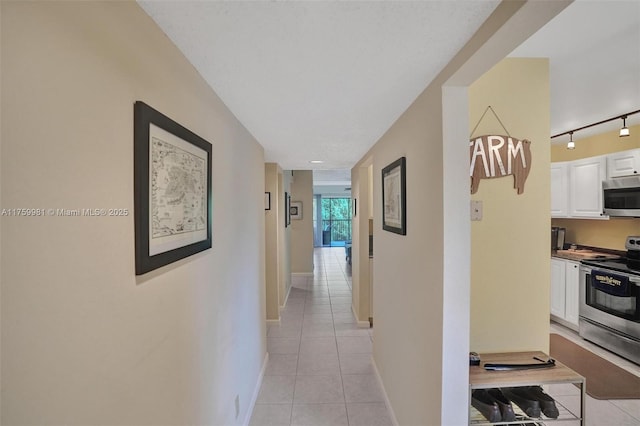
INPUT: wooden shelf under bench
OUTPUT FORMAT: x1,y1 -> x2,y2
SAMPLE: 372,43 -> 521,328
469,351 -> 585,425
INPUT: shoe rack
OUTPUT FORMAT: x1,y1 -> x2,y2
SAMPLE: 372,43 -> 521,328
469,351 -> 585,425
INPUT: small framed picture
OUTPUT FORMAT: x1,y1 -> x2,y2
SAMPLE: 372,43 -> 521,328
290,201 -> 302,220
265,192 -> 271,210
382,157 -> 406,235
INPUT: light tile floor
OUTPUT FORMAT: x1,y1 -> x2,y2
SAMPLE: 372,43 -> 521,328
548,322 -> 640,426
251,248 -> 394,426
252,248 -> 640,425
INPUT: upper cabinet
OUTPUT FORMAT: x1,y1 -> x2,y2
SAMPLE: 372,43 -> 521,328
550,162 -> 569,217
568,155 -> 606,218
607,149 -> 640,178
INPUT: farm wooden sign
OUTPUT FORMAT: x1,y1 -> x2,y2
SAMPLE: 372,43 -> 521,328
470,135 -> 531,194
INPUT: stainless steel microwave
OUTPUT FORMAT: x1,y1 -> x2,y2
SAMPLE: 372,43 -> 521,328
603,175 -> 640,217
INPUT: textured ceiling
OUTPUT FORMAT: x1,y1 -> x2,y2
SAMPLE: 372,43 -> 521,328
510,0 -> 640,143
138,1 -> 500,170
139,0 -> 640,170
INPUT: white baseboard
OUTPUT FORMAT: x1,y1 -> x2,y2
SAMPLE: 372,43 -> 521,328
243,352 -> 269,426
279,285 -> 293,312
351,304 -> 370,328
371,356 -> 399,426
291,272 -> 313,277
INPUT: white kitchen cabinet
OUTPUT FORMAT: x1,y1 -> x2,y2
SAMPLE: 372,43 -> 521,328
550,257 -> 580,330
564,260 -> 580,326
551,162 -> 569,217
550,258 -> 566,318
606,148 -> 640,178
568,155 -> 606,218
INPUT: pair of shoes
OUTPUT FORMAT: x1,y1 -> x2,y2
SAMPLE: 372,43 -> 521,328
471,389 -> 516,422
502,387 -> 542,418
525,386 -> 560,418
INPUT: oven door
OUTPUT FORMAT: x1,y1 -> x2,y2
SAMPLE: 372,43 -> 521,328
579,266 -> 640,339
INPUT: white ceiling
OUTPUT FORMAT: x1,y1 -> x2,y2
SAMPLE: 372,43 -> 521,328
138,0 -> 499,170
138,0 -> 640,170
509,0 -> 640,144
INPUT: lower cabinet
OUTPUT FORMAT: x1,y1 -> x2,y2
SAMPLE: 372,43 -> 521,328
550,258 -> 580,329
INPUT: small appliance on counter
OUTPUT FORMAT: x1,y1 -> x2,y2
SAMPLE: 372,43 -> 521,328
551,227 -> 566,252
579,236 -> 640,365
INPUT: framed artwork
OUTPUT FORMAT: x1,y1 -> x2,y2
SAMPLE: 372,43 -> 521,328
134,101 -> 212,275
265,192 -> 271,210
290,201 -> 302,220
382,157 -> 406,235
353,198 -> 357,217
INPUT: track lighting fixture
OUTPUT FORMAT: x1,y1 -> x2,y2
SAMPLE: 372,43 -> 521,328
620,116 -> 630,137
567,132 -> 575,150
551,109 -> 639,145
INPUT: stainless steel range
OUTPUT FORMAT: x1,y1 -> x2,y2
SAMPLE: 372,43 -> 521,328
579,236 -> 640,365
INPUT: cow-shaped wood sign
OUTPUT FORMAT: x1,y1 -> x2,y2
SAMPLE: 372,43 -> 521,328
469,135 -> 531,194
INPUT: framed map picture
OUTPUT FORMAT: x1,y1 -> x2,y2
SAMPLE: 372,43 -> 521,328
382,156 -> 406,235
134,101 -> 212,275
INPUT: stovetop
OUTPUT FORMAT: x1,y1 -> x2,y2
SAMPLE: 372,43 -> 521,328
581,258 -> 640,277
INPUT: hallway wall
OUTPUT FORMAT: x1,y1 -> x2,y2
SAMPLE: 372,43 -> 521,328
1,2 -> 266,425
469,58 -> 551,353
290,170 -> 314,275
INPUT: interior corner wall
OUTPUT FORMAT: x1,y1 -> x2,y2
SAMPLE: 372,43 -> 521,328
290,170 -> 314,274
265,163 -> 281,321
1,2 -> 266,425
279,171 -> 292,307
469,58 -> 551,353
350,165 -> 371,323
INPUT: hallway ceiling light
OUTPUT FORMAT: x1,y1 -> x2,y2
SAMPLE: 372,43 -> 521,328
620,116 -> 630,137
567,132 -> 575,150
309,160 -> 324,164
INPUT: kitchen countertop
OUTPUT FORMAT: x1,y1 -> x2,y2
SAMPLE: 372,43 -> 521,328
552,245 -> 625,262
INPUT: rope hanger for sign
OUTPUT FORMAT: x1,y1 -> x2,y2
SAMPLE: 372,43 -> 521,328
470,106 -> 511,139
468,105 -> 532,195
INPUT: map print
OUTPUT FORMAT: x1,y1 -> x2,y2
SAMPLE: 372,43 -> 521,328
151,136 -> 206,239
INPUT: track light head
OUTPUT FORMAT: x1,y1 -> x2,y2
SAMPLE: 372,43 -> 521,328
620,116 -> 630,137
567,132 -> 575,150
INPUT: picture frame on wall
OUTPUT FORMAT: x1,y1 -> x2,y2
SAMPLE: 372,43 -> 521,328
133,101 -> 212,275
290,201 -> 302,220
265,192 -> 271,210
382,156 -> 406,235
285,192 -> 290,227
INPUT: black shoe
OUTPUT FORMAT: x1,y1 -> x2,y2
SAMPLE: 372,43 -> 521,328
502,387 -> 541,418
524,386 -> 559,418
472,389 -> 502,423
487,388 -> 516,422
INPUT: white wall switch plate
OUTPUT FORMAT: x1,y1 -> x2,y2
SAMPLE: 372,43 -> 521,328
471,200 -> 483,221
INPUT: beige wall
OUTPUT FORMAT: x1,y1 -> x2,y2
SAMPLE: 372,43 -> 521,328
290,170 -> 314,274
469,58 -> 551,353
351,2 -> 569,423
350,163 -> 372,324
265,163 -> 281,320
280,171 -> 292,306
1,2 -> 266,424
551,124 -> 640,250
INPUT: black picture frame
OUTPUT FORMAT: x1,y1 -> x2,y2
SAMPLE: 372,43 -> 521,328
134,101 -> 212,275
290,201 -> 302,220
284,192 -> 290,227
265,192 -> 271,210
382,157 -> 406,235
